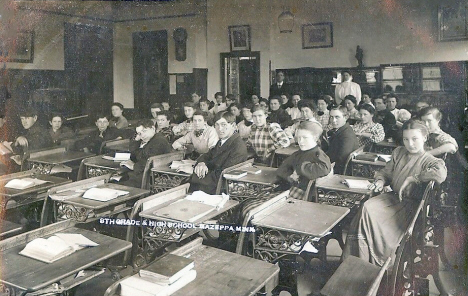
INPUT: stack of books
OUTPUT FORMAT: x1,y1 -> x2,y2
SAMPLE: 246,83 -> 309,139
120,254 -> 196,296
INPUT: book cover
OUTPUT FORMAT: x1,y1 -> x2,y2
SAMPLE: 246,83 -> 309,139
242,166 -> 262,174
139,254 -> 194,284
120,269 -> 196,296
224,169 -> 247,179
343,179 -> 372,190
152,199 -> 215,222
355,153 -> 378,162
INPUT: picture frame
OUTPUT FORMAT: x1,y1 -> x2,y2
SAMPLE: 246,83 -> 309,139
228,25 -> 251,51
438,5 -> 468,41
0,31 -> 34,63
302,22 -> 333,49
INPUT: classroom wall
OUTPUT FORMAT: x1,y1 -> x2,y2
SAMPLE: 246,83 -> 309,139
2,0 -> 467,106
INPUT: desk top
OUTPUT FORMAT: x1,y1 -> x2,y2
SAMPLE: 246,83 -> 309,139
82,155 -> 123,170
174,245 -> 279,296
0,174 -> 72,198
353,152 -> 388,166
29,151 -> 95,164
315,174 -> 373,195
151,165 -> 191,177
224,166 -> 277,186
139,197 -> 238,223
0,220 -> 23,237
54,183 -> 149,210
274,145 -> 299,156
251,199 -> 349,237
0,226 -> 131,292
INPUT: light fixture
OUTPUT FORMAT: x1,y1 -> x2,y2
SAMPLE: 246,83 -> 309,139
278,7 -> 294,33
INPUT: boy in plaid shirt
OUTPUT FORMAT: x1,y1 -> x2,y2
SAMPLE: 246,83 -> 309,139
276,121 -> 331,200
247,105 -> 290,164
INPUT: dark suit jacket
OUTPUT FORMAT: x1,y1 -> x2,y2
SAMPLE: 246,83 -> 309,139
269,83 -> 291,97
324,123 -> 359,175
268,108 -> 293,129
190,133 -> 248,194
13,123 -> 53,152
75,127 -> 122,153
129,133 -> 172,175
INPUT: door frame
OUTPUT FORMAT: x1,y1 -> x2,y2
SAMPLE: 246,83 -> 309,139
220,51 -> 260,99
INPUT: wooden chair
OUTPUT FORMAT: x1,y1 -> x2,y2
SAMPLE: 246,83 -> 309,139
142,151 -> 184,191
342,146 -> 365,176
321,256 -> 391,296
100,138 -> 131,154
124,184 -> 190,268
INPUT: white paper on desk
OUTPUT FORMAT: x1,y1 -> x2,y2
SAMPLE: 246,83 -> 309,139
82,187 -> 129,202
377,154 -> 392,162
300,241 -> 318,254
49,190 -> 84,201
185,191 -> 229,209
114,152 -> 131,161
170,160 -> 196,170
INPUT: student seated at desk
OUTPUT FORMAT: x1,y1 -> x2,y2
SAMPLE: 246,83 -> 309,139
74,114 -> 122,153
267,95 -> 293,129
109,103 -> 129,129
198,98 -> 214,125
173,102 -> 196,137
172,111 -> 219,159
342,120 -> 447,266
352,104 -> 385,150
237,103 -> 254,140
276,121 -> 331,200
48,113 -> 75,145
155,111 -> 175,143
150,103 -> 162,127
343,95 -> 360,125
119,119 -> 172,187
284,99 -> 321,141
419,107 -> 458,157
247,105 -> 290,165
373,97 -> 397,140
185,111 -> 248,194
322,105 -> 359,175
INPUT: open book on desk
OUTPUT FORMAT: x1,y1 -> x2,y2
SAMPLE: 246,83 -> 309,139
102,152 -> 131,162
185,191 -> 229,209
169,160 -> 196,170
4,178 -> 51,190
19,233 -> 98,263
152,199 -> 216,223
82,187 -> 129,202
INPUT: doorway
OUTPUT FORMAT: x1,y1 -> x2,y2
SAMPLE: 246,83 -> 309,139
221,52 -> 260,104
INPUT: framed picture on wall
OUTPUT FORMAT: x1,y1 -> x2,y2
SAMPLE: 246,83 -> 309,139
229,25 -> 251,51
302,22 -> 333,49
0,31 -> 34,63
438,5 -> 468,41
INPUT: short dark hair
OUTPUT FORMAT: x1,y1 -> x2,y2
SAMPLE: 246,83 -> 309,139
242,102 -> 254,110
156,110 -> 171,121
387,93 -> 398,102
259,98 -> 269,105
344,95 -> 357,106
111,102 -> 124,111
401,119 -> 429,138
358,103 -> 376,115
49,113 -> 65,122
192,110 -> 207,121
183,101 -> 196,108
95,113 -> 109,121
136,118 -> 156,129
150,103 -> 162,109
269,95 -> 281,104
226,94 -> 235,101
199,98 -> 210,104
318,95 -> 331,105
228,102 -> 240,112
214,111 -> 236,124
214,92 -> 223,98
298,99 -> 317,112
330,105 -> 349,118
19,106 -> 38,117
419,106 -> 442,121
251,105 -> 265,114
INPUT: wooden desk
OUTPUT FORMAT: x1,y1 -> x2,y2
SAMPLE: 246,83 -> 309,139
105,237 -> 280,296
0,220 -> 132,295
27,147 -> 94,175
224,166 -> 278,201
0,220 -> 23,238
78,155 -> 123,180
351,152 -> 388,178
272,145 -> 299,167
101,139 -> 131,154
251,198 -> 349,296
49,182 -> 149,223
0,171 -> 71,213
372,139 -> 398,154
150,166 -> 190,193
315,174 -> 373,210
